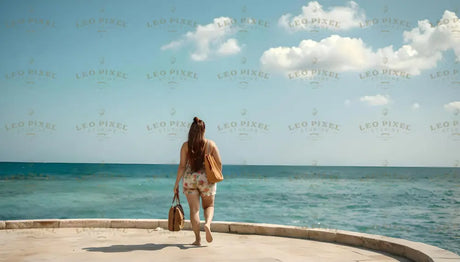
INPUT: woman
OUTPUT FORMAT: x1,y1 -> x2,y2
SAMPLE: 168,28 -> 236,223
174,117 -> 222,246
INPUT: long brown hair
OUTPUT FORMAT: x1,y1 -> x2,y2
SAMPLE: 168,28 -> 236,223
187,117 -> 206,172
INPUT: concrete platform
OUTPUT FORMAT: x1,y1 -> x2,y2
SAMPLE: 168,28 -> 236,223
0,227 -> 410,262
1,219 -> 459,262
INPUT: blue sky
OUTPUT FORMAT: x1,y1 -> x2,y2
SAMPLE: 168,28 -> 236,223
0,0 -> 459,166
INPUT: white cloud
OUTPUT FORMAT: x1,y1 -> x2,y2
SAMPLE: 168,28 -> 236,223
279,1 -> 365,31
412,103 -> 420,110
344,99 -> 351,106
360,94 -> 390,106
217,38 -> 241,55
262,10 -> 460,76
160,40 -> 184,50
161,17 -> 241,61
444,101 -> 460,112
404,11 -> 460,62
261,35 -> 376,73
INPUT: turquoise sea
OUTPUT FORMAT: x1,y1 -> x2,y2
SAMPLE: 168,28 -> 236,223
0,162 -> 458,254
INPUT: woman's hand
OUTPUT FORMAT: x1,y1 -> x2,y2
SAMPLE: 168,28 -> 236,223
174,142 -> 187,196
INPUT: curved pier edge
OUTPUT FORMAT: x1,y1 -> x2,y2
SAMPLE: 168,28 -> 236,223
1,219 -> 458,262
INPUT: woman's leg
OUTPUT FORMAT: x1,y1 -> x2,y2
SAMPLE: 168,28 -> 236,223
186,193 -> 201,245
201,195 -> 215,242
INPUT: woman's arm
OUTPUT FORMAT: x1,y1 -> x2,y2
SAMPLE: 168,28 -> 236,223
174,143 -> 187,194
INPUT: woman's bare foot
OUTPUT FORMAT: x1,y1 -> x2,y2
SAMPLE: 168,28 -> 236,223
191,240 -> 201,246
204,224 -> 213,243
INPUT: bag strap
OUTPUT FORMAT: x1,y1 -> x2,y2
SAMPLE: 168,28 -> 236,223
172,192 -> 180,205
205,140 -> 210,155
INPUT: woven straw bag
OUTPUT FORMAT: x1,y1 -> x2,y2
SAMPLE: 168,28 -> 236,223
168,193 -> 184,231
204,141 -> 223,183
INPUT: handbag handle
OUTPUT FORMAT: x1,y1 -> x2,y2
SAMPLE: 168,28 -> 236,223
172,192 -> 180,205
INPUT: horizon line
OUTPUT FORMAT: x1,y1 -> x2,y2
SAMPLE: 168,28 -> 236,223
0,161 -> 458,168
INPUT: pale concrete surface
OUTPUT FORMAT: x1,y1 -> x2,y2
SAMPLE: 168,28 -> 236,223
0,227 -> 412,262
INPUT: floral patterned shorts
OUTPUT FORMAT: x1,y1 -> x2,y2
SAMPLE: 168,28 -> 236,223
182,167 -> 216,197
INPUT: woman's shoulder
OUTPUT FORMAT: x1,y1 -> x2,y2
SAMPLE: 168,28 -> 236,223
205,139 -> 218,148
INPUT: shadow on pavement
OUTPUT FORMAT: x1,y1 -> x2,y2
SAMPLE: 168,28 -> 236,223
83,243 -> 205,252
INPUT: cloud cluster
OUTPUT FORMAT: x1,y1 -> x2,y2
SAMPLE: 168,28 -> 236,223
279,1 -> 365,31
261,35 -> 376,72
161,17 -> 241,61
262,10 -> 460,76
360,94 -> 390,106
444,101 -> 460,112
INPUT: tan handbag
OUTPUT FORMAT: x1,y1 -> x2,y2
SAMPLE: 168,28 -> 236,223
168,193 -> 184,231
204,141 -> 224,183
